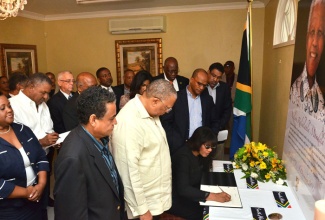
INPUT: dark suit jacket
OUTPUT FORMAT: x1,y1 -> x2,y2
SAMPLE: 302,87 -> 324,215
54,125 -> 124,220
153,74 -> 189,91
161,88 -> 219,155
62,93 -> 79,131
112,84 -> 125,112
47,91 -> 74,133
203,82 -> 232,130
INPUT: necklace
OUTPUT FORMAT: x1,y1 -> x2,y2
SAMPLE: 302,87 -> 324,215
0,126 -> 11,134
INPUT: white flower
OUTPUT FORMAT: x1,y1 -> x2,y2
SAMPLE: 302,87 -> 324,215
232,162 -> 236,166
251,172 -> 258,179
276,178 -> 284,185
242,163 -> 248,171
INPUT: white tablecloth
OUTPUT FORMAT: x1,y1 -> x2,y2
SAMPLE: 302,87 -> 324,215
206,161 -> 306,220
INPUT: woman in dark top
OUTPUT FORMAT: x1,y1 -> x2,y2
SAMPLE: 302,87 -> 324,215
168,126 -> 231,220
119,70 -> 153,109
0,92 -> 49,219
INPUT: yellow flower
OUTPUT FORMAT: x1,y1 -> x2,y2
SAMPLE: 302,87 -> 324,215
250,161 -> 255,167
263,152 -> 269,157
260,162 -> 267,169
257,143 -> 267,151
265,173 -> 271,179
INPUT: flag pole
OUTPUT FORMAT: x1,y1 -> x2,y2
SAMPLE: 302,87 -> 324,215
248,0 -> 253,141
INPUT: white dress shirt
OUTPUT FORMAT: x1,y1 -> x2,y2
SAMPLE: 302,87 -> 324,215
9,91 -> 54,153
164,73 -> 179,91
100,85 -> 114,93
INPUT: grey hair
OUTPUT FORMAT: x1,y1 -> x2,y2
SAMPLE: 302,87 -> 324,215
308,0 -> 325,31
57,71 -> 73,80
26,72 -> 52,87
146,79 -> 176,101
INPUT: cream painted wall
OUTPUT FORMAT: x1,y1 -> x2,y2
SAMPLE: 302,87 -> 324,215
44,8 -> 265,140
259,0 -> 294,156
1,7 -> 265,142
0,17 -> 47,74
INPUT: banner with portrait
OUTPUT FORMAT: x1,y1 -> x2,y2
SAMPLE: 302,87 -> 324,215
283,0 -> 325,213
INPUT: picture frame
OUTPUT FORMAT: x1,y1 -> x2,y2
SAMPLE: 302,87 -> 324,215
0,44 -> 38,78
115,38 -> 162,85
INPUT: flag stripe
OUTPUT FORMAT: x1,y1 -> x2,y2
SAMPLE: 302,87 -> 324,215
236,82 -> 252,94
230,4 -> 252,160
234,89 -> 252,113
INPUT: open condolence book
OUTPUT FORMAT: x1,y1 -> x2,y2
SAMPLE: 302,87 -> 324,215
200,172 -> 242,208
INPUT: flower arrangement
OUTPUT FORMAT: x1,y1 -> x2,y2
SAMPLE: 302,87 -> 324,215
233,142 -> 287,185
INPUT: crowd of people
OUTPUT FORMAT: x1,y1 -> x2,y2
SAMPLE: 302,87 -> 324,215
0,56 -> 237,220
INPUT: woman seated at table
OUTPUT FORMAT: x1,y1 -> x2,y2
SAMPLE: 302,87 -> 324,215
168,126 -> 231,220
119,70 -> 153,109
0,92 -> 49,219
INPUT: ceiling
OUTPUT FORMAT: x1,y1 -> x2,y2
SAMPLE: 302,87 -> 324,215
21,0 -> 270,20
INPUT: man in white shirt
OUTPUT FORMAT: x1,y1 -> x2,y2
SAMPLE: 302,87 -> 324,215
112,79 -> 177,219
10,72 -> 59,219
96,67 -> 114,93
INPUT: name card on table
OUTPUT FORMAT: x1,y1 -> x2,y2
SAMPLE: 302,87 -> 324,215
246,177 -> 259,189
251,207 -> 267,220
223,163 -> 234,173
273,191 -> 292,208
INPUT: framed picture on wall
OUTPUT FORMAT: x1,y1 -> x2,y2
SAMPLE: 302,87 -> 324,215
115,38 -> 162,85
0,44 -> 38,78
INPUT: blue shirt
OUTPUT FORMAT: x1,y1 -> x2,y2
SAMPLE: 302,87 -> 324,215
187,87 -> 202,138
81,126 -> 119,193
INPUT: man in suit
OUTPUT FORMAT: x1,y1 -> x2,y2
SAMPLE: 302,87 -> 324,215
113,68 -> 135,112
153,57 -> 189,91
63,72 -> 98,131
96,67 -> 114,93
47,70 -> 75,134
161,68 -> 219,155
54,86 -> 124,220
47,70 -> 75,206
204,62 -> 232,159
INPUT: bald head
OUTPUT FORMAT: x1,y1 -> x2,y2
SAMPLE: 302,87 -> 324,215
76,72 -> 97,93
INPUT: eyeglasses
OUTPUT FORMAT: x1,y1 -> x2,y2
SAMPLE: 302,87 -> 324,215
156,97 -> 172,113
204,144 -> 216,150
60,79 -> 75,83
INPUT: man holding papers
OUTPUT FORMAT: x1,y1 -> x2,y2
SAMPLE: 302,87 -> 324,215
168,126 -> 230,220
